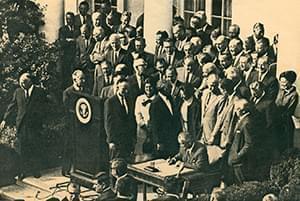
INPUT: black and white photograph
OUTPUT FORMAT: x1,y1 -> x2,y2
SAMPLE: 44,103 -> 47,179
0,0 -> 299,200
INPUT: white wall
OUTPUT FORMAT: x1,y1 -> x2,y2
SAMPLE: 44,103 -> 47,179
38,0 -> 65,42
144,0 -> 173,53
232,0 -> 300,74
125,0 -> 144,26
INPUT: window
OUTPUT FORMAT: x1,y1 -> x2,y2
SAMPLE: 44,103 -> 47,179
94,0 -> 117,12
183,0 -> 205,26
211,0 -> 232,35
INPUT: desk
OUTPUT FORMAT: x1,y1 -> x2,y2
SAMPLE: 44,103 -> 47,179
128,159 -> 222,200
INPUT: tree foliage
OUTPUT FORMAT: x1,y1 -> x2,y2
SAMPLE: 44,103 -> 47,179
0,0 -> 60,116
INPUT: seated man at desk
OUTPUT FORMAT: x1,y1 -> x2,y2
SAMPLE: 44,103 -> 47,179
168,131 -> 209,175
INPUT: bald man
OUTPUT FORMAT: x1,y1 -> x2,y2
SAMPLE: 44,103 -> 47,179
177,56 -> 201,88
1,71 -> 51,179
228,24 -> 241,40
255,56 -> 279,100
104,33 -> 133,74
201,73 -> 226,145
215,35 -> 229,55
228,38 -> 244,68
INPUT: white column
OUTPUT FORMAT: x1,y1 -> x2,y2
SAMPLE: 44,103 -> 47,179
144,0 -> 173,53
38,0 -> 65,43
64,0 -> 78,14
205,0 -> 212,25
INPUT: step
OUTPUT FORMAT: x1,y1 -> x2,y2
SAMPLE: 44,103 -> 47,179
0,167 -> 159,200
0,184 -> 50,201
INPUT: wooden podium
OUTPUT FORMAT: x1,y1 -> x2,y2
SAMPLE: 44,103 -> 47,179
66,91 -> 109,188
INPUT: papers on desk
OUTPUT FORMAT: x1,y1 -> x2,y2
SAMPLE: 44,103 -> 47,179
132,159 -> 194,177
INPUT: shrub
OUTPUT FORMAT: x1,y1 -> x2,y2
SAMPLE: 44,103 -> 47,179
270,148 -> 300,187
0,0 -> 45,38
215,181 -> 280,201
0,126 -> 16,149
0,0 -> 63,169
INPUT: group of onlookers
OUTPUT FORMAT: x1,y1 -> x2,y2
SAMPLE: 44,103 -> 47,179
56,0 -> 300,200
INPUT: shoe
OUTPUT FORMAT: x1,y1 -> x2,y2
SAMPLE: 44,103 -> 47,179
33,172 -> 41,178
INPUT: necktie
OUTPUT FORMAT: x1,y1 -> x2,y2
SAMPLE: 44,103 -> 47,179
167,55 -> 171,64
113,51 -> 118,65
24,90 -> 29,103
185,73 -> 190,83
121,96 -> 128,114
204,91 -> 211,112
105,75 -> 110,85
83,16 -> 86,24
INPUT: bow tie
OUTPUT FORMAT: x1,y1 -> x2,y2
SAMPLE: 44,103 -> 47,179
142,99 -> 152,106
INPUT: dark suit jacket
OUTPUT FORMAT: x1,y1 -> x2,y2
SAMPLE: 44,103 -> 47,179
176,67 -> 202,89
127,74 -> 145,101
171,80 -> 184,112
92,75 -> 112,97
149,95 -> 181,157
228,114 -> 254,167
179,97 -> 201,140
104,95 -> 137,154
100,85 -> 115,100
96,188 -> 115,201
252,94 -> 276,131
131,51 -> 155,75
244,69 -> 258,86
174,141 -> 209,171
115,175 -> 137,201
252,94 -> 277,151
76,36 -> 96,70
259,72 -> 279,100
74,14 -> 93,30
3,86 -> 48,133
58,25 -> 79,51
105,48 -> 133,74
234,81 -> 251,100
160,50 -> 184,68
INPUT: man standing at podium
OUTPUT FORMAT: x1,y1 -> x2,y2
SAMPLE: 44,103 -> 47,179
104,78 -> 137,162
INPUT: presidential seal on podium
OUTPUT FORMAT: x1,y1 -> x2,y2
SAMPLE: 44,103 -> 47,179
75,97 -> 92,124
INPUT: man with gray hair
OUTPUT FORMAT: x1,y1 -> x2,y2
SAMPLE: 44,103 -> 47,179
228,24 -> 241,40
104,33 -> 133,74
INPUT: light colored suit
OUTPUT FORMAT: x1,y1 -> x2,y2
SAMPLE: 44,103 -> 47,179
201,88 -> 226,145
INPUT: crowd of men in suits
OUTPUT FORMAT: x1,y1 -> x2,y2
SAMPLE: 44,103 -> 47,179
0,0 -> 298,200
57,0 -> 300,198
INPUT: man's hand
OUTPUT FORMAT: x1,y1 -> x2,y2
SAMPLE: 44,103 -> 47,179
176,162 -> 185,178
0,121 -> 6,131
109,143 -> 116,150
167,157 -> 177,165
156,144 -> 164,151
175,161 -> 183,167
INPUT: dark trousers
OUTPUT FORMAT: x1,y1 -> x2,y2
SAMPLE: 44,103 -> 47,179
17,126 -> 43,174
